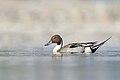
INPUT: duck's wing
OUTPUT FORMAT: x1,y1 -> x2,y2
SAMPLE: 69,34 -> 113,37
80,41 -> 97,45
62,41 -> 98,48
62,43 -> 82,48
80,41 -> 98,47
59,41 -> 98,53
59,43 -> 83,52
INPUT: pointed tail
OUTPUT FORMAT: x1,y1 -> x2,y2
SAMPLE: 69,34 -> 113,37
91,36 -> 112,53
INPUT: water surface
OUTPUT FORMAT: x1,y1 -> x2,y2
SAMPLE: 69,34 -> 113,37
0,48 -> 120,80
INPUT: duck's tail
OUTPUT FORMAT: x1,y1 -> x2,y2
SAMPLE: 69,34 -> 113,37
90,36 -> 112,53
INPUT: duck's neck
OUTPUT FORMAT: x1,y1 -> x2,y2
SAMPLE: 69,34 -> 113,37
53,41 -> 63,53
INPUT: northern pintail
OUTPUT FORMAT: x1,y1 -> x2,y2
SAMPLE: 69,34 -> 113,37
44,34 -> 111,57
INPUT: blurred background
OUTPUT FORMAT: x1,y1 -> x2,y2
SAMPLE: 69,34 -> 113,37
0,0 -> 120,49
0,1 -> 120,80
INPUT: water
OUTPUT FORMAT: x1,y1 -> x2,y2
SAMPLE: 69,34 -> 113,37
0,48 -> 120,80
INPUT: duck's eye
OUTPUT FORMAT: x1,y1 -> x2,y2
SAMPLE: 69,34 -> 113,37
53,37 -> 56,39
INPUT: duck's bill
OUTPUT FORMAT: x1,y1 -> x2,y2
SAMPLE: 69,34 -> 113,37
44,40 -> 52,46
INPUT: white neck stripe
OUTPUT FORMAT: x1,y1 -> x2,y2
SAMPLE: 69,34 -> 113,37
53,44 -> 62,53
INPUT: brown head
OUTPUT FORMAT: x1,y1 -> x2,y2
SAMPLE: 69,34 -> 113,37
44,34 -> 63,46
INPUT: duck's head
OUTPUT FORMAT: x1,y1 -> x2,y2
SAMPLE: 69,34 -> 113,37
44,34 -> 63,46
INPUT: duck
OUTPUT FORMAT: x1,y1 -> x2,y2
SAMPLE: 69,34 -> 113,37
44,34 -> 111,57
